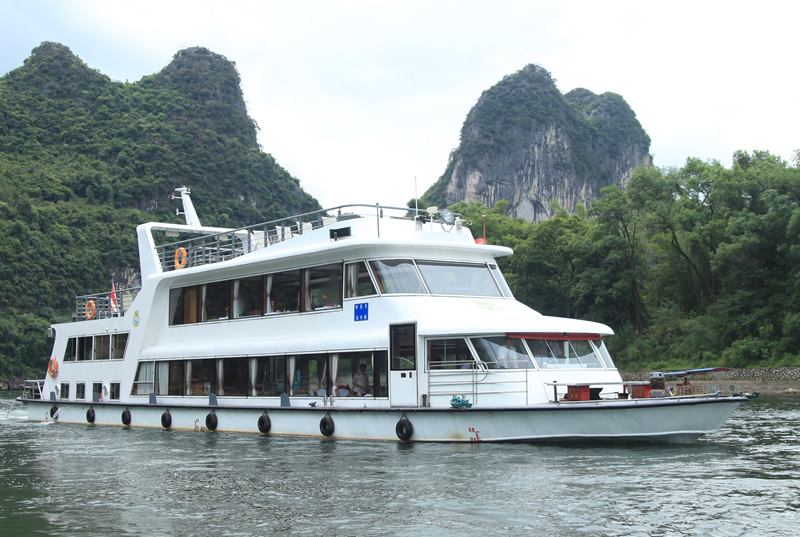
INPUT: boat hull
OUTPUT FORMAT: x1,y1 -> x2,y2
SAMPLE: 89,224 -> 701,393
20,396 -> 745,443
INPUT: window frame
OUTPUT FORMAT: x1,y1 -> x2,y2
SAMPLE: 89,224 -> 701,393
415,260 -> 503,298
426,337 -> 478,371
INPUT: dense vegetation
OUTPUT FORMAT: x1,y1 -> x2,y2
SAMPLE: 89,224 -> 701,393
0,43 -> 319,379
446,151 -> 800,370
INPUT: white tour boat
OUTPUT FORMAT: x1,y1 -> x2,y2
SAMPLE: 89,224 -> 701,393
19,187 -> 744,442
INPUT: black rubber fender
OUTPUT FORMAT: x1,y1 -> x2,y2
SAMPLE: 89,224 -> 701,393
205,411 -> 218,431
161,410 -> 172,429
257,412 -> 271,434
396,416 -> 413,441
86,407 -> 96,424
121,408 -> 131,426
49,405 -> 58,418
320,414 -> 335,437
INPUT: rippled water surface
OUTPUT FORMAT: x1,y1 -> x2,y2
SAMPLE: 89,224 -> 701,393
1,393 -> 798,536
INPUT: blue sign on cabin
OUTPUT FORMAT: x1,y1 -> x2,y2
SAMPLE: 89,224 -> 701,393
354,303 -> 368,321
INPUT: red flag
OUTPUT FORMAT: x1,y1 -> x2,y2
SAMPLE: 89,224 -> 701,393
110,282 -> 119,315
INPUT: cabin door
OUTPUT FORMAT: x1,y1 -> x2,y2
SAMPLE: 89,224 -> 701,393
389,324 -> 418,407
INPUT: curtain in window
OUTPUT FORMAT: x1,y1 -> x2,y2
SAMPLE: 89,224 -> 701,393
184,361 -> 193,396
233,280 -> 241,318
265,275 -> 273,313
157,362 -> 169,395
345,264 -> 359,297
287,356 -> 296,396
330,353 -> 339,393
301,269 -> 311,311
217,360 -> 225,395
249,358 -> 258,396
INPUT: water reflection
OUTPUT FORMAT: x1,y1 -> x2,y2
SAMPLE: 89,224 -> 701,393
0,394 -> 798,536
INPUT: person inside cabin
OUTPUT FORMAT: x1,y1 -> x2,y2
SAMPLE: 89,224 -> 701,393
352,363 -> 369,396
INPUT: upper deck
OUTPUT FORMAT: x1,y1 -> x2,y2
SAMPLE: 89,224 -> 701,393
148,203 -> 502,274
73,200 -> 511,321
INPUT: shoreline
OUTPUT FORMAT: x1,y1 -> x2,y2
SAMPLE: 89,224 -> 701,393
621,367 -> 800,397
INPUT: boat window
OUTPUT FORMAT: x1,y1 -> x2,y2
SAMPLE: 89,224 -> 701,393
371,351 -> 389,397
267,270 -> 300,313
203,281 -> 230,321
330,352 -> 363,396
254,356 -> 287,396
60,383 -> 70,399
169,286 -> 200,325
568,340 -> 604,368
187,359 -> 217,396
332,351 -> 389,397
304,263 -> 343,311
94,335 -> 110,360
427,338 -> 476,370
220,357 -> 249,396
470,337 -> 533,369
488,263 -> 514,298
416,261 -> 502,297
595,340 -> 617,369
76,336 -> 92,361
92,382 -> 103,401
390,324 -> 416,370
109,382 -> 120,400
344,261 -> 377,298
156,361 -> 186,396
233,276 -> 263,318
76,382 -> 86,400
132,362 -> 154,395
528,339 -> 605,369
111,333 -> 128,360
370,260 -> 426,294
287,355 -> 305,396
64,338 -> 76,362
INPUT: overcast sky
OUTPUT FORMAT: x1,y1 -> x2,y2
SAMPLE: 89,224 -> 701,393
2,0 -> 798,208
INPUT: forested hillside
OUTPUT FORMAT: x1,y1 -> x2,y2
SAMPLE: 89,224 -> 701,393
0,43 -> 319,379
449,151 -> 800,369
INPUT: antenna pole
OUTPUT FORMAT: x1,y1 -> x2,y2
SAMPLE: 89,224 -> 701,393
414,176 -> 419,218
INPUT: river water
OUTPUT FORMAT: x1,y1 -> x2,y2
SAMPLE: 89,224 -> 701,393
1,393 -> 798,537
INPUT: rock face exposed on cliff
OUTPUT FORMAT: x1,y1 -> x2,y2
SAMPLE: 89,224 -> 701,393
423,65 -> 651,221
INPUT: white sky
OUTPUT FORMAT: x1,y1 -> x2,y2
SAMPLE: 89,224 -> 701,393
1,0 -> 798,208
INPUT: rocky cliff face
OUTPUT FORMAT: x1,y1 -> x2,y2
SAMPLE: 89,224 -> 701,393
424,65 -> 651,221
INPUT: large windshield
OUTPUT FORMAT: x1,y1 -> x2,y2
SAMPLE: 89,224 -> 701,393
416,261 -> 502,297
369,259 -> 426,294
470,337 -> 533,369
527,339 -> 606,369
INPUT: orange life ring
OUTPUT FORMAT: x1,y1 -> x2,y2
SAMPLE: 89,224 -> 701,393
85,299 -> 97,320
48,356 -> 59,378
174,246 -> 189,269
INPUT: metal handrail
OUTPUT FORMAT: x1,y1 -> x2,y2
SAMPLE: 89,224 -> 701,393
23,379 -> 45,400
427,365 -> 530,406
155,203 -> 428,272
74,286 -> 141,321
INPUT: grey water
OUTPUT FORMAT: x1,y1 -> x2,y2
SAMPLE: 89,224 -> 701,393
0,393 -> 798,537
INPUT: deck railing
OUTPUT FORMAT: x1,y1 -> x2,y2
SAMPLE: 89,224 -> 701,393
155,203 -> 425,272
74,286 -> 141,321
22,379 -> 45,400
426,363 -> 530,406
